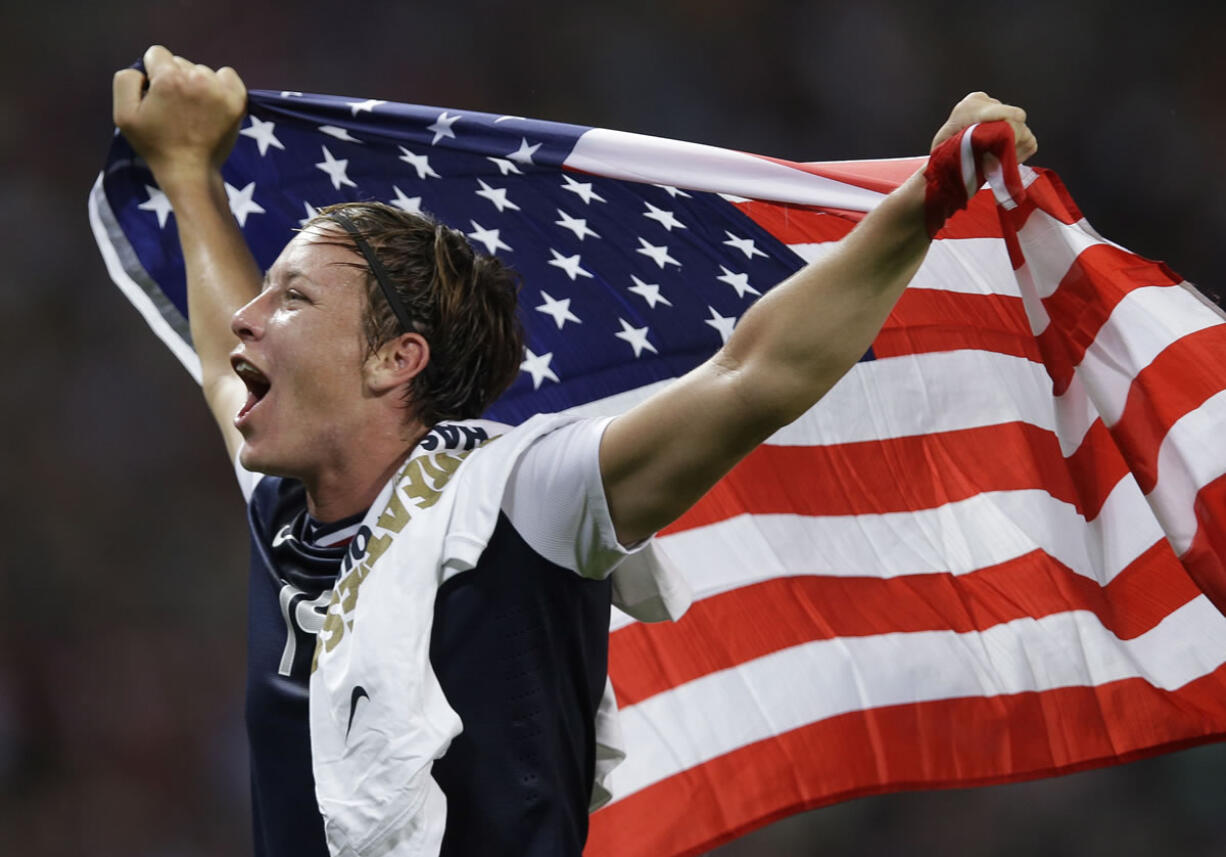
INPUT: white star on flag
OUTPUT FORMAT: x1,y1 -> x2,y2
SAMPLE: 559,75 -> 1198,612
716,265 -> 761,298
486,157 -> 522,176
656,184 -> 691,198
225,181 -> 265,227
723,230 -> 768,259
635,237 -> 680,269
398,147 -> 440,179
239,116 -> 284,156
628,275 -> 672,308
560,174 -> 606,205
546,249 -> 593,280
349,98 -> 386,116
390,187 -> 422,215
475,179 -> 521,213
519,348 -> 559,389
535,291 -> 582,329
319,125 -> 363,143
299,201 -> 320,227
137,185 -> 173,228
467,221 -> 512,255
614,318 -> 658,357
705,306 -> 737,343
315,146 -> 356,190
555,210 -> 600,241
427,110 -> 461,145
507,138 -> 542,166
642,201 -> 686,231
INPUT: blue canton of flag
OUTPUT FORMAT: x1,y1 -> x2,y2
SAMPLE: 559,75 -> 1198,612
99,88 -> 818,424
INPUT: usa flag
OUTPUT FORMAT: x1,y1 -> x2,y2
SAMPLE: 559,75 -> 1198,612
90,89 -> 1226,857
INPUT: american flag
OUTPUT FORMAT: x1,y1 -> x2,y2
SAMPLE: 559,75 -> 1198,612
90,89 -> 1226,857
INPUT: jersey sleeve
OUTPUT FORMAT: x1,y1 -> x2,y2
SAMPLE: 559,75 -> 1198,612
500,416 -> 647,580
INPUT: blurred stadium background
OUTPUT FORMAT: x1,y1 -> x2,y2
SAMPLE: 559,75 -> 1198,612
2,0 -> 1224,854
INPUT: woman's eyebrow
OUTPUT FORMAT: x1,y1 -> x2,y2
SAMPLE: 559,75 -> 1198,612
261,269 -> 310,291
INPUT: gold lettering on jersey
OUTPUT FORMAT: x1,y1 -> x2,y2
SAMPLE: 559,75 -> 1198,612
375,490 -> 409,532
315,608 -> 344,672
337,563 -> 365,613
398,458 -> 434,508
311,445 -> 484,672
364,532 -> 393,566
419,451 -> 463,482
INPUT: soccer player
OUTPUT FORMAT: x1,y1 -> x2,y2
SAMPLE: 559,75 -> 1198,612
111,45 -> 1035,857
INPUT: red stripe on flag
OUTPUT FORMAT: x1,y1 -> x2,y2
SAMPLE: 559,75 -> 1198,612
661,421 -> 1128,530
732,201 -> 856,245
1035,245 -> 1183,395
1026,166 -> 1086,224
996,169 -> 1084,240
1108,326 -> 1226,493
874,289 -> 1039,361
929,171 -> 1083,241
1180,473 -> 1226,615
588,666 -> 1226,857
746,153 -> 923,195
934,191 -> 1010,238
734,169 -> 1081,263
1064,419 -> 1126,518
735,191 -> 1032,245
609,540 -> 1193,708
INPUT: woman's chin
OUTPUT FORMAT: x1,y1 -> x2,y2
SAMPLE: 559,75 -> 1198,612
238,441 -> 279,476
238,441 -> 309,481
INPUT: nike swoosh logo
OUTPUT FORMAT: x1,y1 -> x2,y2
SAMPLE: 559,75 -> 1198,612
346,685 -> 370,739
272,524 -> 295,547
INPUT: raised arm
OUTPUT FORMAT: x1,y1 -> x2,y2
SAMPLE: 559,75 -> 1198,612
113,45 -> 257,461
600,93 -> 1037,545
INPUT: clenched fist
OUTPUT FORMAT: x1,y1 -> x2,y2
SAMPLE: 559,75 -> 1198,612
112,45 -> 247,191
930,91 -> 1038,162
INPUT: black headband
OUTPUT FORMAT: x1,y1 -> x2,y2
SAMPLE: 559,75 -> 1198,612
327,212 -> 417,334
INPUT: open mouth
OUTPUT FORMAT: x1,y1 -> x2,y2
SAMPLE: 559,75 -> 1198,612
232,356 -> 272,422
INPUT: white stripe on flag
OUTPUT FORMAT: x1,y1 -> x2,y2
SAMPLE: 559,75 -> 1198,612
786,241 -> 840,265
1084,285 -> 1224,426
569,349 -> 1097,454
1151,389 -> 1226,553
789,237 -> 1022,298
1014,259 -> 1052,335
566,128 -> 887,212
1052,371 -> 1101,457
606,595 -> 1226,802
910,238 -> 1020,295
1016,209 -> 1103,303
959,124 -> 980,198
606,480 -> 1162,631
787,350 -> 1061,447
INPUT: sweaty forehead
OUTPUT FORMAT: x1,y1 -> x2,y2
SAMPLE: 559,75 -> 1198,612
269,226 -> 365,286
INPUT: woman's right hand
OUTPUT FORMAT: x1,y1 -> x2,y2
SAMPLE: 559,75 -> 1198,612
112,45 -> 247,194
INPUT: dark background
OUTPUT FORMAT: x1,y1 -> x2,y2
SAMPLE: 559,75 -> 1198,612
2,1 -> 1224,854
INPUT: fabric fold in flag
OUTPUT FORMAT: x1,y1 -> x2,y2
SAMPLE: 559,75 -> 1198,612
90,87 -> 1226,857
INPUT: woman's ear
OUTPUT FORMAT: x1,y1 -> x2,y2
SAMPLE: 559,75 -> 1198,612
365,332 -> 430,395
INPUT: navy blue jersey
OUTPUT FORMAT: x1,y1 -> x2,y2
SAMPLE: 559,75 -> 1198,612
246,476 -> 343,857
245,470 -> 613,857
